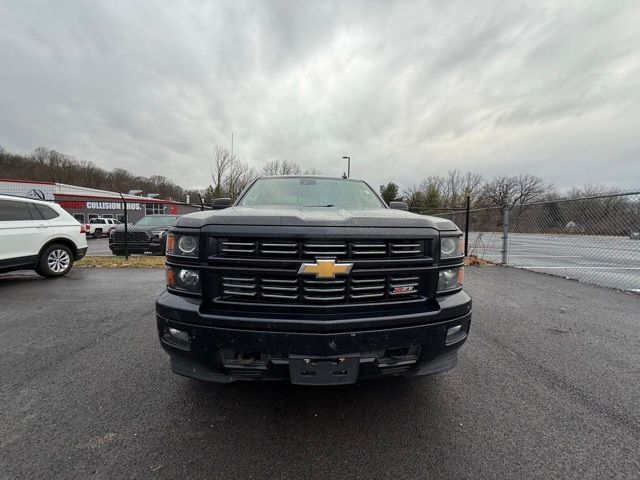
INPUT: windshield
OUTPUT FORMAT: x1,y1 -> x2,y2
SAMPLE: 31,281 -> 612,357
239,177 -> 385,209
135,215 -> 177,227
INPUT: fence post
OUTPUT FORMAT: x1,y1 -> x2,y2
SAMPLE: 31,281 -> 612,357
119,193 -> 129,260
464,195 -> 470,257
501,206 -> 509,264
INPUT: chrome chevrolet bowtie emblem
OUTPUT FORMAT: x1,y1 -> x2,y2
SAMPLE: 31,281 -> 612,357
297,259 -> 353,279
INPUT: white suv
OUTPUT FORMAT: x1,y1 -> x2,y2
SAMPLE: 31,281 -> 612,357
0,194 -> 88,277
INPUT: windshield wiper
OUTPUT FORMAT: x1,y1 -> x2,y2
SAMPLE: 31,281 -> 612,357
306,204 -> 335,207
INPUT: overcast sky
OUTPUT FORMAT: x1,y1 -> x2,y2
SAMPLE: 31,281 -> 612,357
1,0 -> 639,192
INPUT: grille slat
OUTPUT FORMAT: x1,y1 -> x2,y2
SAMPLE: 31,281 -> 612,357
113,231 -> 150,242
262,286 -> 299,292
217,238 -> 428,259
303,295 -> 346,302
220,274 -> 419,305
352,241 -> 387,257
350,292 -> 385,299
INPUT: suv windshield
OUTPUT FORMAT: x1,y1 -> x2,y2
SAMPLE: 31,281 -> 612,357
239,177 -> 384,209
135,215 -> 177,227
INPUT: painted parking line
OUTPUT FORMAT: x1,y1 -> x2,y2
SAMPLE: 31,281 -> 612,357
505,255 -> 584,258
518,266 -> 640,270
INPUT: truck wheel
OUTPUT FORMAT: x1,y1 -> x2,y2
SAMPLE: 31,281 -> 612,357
94,229 -> 103,238
36,244 -> 74,277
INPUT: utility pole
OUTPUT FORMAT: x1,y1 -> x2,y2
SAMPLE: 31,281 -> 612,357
231,133 -> 234,157
342,156 -> 351,178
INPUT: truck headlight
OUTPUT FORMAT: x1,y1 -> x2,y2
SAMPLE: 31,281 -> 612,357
167,233 -> 199,257
440,235 -> 463,259
437,267 -> 464,293
166,266 -> 200,293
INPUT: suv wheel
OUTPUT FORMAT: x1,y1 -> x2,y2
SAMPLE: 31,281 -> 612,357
37,244 -> 74,277
94,229 -> 103,238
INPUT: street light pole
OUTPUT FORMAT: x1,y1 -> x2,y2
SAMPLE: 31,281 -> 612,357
342,156 -> 351,178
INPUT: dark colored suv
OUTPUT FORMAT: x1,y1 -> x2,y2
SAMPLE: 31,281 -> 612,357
156,176 -> 471,385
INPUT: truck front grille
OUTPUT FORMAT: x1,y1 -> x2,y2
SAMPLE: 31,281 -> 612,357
113,231 -> 150,242
220,274 -> 420,305
218,238 -> 429,259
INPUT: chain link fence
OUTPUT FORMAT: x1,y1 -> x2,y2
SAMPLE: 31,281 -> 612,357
0,179 -> 210,257
425,191 -> 640,293
3,178 -> 640,292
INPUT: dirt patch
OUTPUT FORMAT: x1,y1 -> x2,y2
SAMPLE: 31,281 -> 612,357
76,256 -> 165,268
465,255 -> 496,266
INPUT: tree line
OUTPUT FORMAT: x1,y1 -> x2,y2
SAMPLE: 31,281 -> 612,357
0,146 -> 205,202
1,146 -> 634,229
378,170 -> 634,213
0,145 -> 322,204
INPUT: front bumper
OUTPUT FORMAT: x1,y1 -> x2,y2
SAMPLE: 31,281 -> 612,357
108,241 -> 164,253
156,290 -> 472,384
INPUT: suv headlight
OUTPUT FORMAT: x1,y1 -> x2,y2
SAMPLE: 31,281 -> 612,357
437,267 -> 464,293
440,235 -> 463,259
166,232 -> 199,257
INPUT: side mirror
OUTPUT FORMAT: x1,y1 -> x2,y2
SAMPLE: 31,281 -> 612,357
212,197 -> 232,210
389,201 -> 409,211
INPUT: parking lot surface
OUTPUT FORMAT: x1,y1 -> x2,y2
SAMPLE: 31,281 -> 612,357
1,267 -> 639,479
467,232 -> 640,292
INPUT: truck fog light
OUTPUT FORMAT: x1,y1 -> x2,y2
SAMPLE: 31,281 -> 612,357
447,325 -> 462,336
168,327 -> 189,342
165,326 -> 190,349
446,324 -> 466,345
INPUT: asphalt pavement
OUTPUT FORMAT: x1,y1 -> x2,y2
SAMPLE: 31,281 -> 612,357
1,267 -> 638,479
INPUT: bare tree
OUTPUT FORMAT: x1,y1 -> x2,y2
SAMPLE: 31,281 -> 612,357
462,172 -> 483,200
480,174 -> 550,207
262,159 -> 301,176
211,146 -> 234,198
444,170 -> 466,207
31,146 -> 50,164
225,160 -> 258,200
403,185 -> 426,211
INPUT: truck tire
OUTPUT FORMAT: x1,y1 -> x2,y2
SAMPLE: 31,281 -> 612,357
36,244 -> 74,277
94,229 -> 103,238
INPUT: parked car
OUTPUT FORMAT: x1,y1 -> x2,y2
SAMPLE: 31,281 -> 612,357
156,176 -> 472,385
85,217 -> 121,238
109,214 -> 178,255
0,194 -> 88,277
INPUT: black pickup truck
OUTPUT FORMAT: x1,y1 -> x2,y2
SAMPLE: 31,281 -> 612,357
156,176 -> 471,385
109,214 -> 178,256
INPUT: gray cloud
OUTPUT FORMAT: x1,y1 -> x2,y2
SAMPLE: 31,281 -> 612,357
1,0 -> 639,192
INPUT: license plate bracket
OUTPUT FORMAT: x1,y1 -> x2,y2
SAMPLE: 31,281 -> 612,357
289,354 -> 360,385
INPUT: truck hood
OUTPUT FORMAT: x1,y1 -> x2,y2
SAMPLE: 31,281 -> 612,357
176,206 -> 458,231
